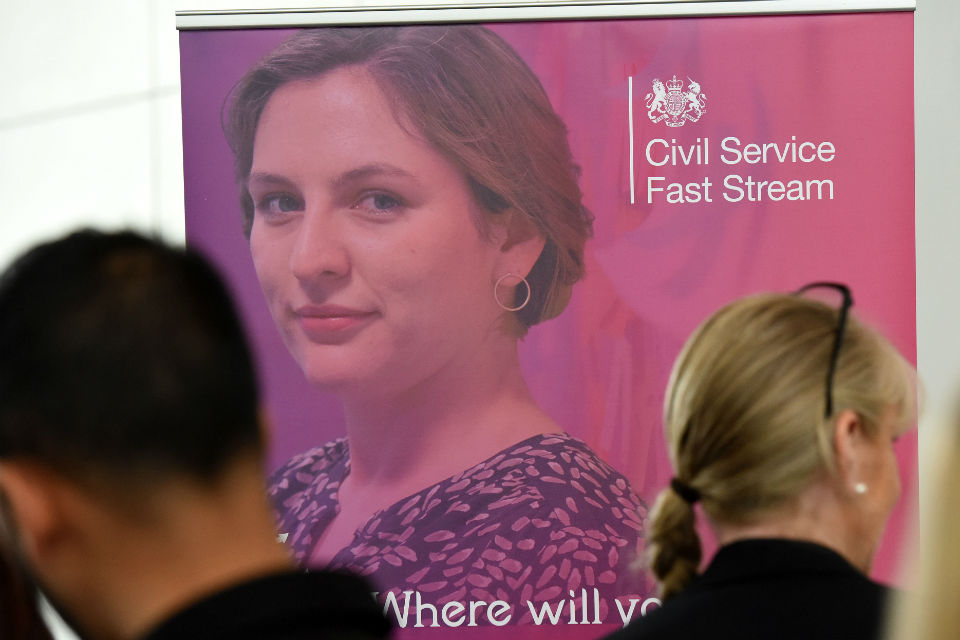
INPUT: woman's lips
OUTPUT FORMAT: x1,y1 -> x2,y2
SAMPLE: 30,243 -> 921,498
293,304 -> 378,342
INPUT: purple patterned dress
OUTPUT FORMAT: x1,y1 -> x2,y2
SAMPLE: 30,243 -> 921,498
269,433 -> 649,624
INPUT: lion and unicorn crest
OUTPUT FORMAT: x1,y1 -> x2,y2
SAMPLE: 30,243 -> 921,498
645,75 -> 707,127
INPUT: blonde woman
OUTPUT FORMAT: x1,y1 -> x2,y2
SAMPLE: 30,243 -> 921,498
607,283 -> 916,640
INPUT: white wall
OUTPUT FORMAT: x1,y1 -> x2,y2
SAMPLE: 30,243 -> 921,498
0,1 -> 955,638
915,0 -> 960,459
0,1 -> 185,253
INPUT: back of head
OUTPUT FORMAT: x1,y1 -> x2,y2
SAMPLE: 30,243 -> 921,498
650,291 -> 915,599
0,230 -> 262,492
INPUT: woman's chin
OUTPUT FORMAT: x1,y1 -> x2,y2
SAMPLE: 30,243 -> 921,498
291,344 -> 367,383
297,361 -> 384,398
299,367 -> 358,392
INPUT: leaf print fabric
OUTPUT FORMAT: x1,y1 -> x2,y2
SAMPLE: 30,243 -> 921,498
269,433 -> 650,624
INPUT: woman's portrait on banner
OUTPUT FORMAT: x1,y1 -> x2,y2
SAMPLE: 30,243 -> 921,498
221,25 -> 649,621
179,9 -> 916,633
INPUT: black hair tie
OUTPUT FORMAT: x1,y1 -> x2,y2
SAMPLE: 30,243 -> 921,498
670,477 -> 701,505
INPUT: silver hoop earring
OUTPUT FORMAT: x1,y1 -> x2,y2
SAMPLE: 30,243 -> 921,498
494,273 -> 531,312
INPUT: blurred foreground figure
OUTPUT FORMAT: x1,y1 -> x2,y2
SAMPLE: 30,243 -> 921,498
0,230 -> 390,640
607,285 -> 916,640
0,545 -> 53,640
887,412 -> 960,640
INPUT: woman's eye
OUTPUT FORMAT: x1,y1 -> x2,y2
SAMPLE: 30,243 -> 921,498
256,194 -> 303,217
353,192 -> 402,215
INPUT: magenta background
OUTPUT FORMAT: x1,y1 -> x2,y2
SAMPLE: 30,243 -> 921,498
179,12 -> 915,596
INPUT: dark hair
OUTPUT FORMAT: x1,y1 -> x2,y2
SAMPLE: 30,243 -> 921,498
0,230 -> 262,487
224,26 -> 593,331
0,548 -> 53,640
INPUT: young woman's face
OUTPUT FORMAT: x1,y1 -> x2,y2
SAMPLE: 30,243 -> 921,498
248,67 -> 508,398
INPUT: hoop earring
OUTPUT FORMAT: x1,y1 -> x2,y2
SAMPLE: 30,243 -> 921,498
494,273 -> 531,312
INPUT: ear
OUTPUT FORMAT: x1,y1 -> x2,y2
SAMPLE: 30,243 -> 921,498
831,410 -> 869,497
0,462 -> 66,566
491,209 -> 547,279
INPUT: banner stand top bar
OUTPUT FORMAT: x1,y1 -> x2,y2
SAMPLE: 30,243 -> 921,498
176,0 -> 916,30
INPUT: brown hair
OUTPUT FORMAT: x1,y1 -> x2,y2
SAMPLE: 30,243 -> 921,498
650,292 -> 916,599
224,26 -> 593,331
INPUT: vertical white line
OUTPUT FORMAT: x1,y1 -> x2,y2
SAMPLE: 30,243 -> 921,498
628,76 -> 635,205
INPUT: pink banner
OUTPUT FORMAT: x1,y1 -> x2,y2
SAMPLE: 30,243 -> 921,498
180,11 -> 914,636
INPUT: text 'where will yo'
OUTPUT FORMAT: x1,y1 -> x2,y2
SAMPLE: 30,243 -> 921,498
374,588 -> 662,628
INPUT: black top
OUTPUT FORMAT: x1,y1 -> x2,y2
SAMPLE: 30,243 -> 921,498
140,570 -> 391,640
605,538 -> 890,640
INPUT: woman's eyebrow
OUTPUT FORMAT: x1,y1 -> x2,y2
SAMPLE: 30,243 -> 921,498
247,172 -> 294,188
247,164 -> 422,191
334,163 -> 420,188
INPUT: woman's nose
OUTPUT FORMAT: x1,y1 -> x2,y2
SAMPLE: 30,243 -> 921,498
289,209 -> 350,284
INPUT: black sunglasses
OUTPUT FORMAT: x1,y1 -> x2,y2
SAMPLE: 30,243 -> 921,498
794,282 -> 853,418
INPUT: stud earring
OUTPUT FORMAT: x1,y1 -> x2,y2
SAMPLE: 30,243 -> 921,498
854,482 -> 868,495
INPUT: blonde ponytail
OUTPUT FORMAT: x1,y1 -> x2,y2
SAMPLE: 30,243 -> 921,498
649,485 -> 701,599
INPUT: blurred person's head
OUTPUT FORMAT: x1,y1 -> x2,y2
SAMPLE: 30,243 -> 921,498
0,230 -> 286,639
650,287 -> 916,599
225,26 -> 592,338
0,229 -> 262,485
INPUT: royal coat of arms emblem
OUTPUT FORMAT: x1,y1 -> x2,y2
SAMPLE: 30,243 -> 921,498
645,75 -> 707,127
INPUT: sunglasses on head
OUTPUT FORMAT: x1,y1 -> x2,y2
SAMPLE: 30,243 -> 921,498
794,282 -> 853,418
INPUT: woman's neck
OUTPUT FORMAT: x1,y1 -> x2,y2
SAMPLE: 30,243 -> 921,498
339,340 -> 555,492
713,479 -> 874,573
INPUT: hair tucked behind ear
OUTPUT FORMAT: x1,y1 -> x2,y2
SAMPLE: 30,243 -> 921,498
649,291 -> 915,600
649,488 -> 702,600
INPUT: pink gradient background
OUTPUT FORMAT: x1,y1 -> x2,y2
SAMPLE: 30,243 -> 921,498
179,10 -> 915,621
